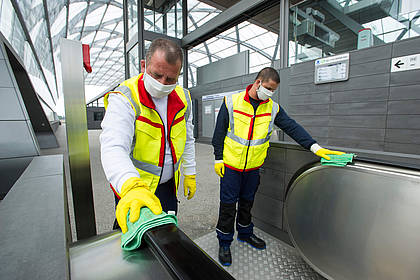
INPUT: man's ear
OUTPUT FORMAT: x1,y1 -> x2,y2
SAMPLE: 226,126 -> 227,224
140,59 -> 146,73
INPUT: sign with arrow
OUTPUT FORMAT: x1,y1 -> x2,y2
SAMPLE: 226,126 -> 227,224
391,54 -> 420,73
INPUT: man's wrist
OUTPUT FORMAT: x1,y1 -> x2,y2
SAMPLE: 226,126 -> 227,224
310,143 -> 322,154
183,166 -> 196,176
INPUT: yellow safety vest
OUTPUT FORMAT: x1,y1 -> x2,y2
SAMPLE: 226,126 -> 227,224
223,89 -> 279,171
104,73 -> 191,195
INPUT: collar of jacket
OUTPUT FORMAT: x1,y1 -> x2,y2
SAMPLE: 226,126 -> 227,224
137,73 -> 186,123
244,84 -> 270,105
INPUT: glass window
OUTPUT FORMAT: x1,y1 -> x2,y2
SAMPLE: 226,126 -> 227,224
187,0 -> 221,32
127,0 -> 137,38
187,17 -> 278,87
289,0 -> 420,65
40,99 -> 54,122
94,111 -> 104,121
128,44 -> 139,77
143,0 -> 181,37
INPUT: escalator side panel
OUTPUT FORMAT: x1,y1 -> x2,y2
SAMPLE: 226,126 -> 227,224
285,162 -> 420,280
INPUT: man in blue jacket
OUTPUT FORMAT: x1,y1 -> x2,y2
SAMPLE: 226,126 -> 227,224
212,67 -> 344,266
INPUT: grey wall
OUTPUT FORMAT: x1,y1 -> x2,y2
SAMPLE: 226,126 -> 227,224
190,35 -> 420,243
189,72 -> 259,142
196,50 -> 249,86
87,107 -> 105,130
284,36 -> 420,155
0,41 -> 39,198
190,35 -> 420,156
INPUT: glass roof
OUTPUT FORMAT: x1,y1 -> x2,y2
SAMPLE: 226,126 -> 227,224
44,0 -> 281,90
12,0 -> 420,97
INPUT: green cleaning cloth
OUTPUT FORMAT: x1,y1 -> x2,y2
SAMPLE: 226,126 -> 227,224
321,153 -> 355,167
121,207 -> 177,251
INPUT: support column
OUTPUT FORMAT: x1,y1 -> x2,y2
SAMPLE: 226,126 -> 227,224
279,0 -> 289,68
138,0 -> 145,60
182,0 -> 188,88
60,38 -> 96,240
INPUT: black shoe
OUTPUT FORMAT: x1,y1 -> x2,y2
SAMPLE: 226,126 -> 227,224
237,234 -> 266,249
218,246 -> 232,266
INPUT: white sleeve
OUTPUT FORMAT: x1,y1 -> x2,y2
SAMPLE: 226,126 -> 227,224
182,99 -> 196,176
100,93 -> 139,193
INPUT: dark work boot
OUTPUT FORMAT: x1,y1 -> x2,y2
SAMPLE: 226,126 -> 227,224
237,234 -> 266,249
218,246 -> 232,266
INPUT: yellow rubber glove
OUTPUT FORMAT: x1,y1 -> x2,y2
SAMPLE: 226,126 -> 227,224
116,177 -> 162,233
315,148 -> 345,161
214,160 -> 225,178
183,174 -> 196,200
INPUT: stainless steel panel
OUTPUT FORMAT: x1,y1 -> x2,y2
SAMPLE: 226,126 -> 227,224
60,38 -> 96,239
285,162 -> 420,280
264,146 -> 286,170
258,168 -> 285,200
0,121 -> 39,159
285,148 -> 318,174
253,193 -> 283,229
70,232 -> 173,280
0,88 -> 27,120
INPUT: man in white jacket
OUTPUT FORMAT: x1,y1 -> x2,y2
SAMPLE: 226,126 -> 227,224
100,38 -> 196,233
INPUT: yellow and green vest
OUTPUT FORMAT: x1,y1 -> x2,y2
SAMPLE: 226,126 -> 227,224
223,89 -> 279,171
104,73 -> 191,195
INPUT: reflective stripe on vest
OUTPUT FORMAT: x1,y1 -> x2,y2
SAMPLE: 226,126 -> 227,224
129,154 -> 182,176
111,85 -> 141,118
183,87 -> 191,122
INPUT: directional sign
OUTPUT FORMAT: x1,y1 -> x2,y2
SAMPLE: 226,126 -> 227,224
391,54 -> 420,73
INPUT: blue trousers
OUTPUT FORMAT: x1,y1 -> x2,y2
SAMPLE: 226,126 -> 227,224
216,167 -> 260,247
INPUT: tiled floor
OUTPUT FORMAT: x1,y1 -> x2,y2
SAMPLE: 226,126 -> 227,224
195,227 -> 324,280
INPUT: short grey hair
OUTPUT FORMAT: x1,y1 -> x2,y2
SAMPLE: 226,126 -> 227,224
145,38 -> 183,68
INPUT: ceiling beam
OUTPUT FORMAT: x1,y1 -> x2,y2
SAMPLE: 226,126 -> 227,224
182,0 -> 279,49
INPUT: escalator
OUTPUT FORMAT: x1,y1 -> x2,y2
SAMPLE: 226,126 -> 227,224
285,160 -> 420,280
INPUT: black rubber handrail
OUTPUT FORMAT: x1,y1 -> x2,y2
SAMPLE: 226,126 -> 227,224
143,224 -> 235,280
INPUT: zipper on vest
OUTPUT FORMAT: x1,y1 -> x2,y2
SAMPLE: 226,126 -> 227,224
154,109 -> 165,187
169,107 -> 185,193
243,107 -> 256,172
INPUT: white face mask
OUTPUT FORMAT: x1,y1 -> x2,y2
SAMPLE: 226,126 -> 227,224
256,84 -> 274,101
143,71 -> 177,98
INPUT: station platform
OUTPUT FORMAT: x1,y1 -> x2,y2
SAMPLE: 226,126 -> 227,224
40,124 -> 323,279
195,227 -> 323,279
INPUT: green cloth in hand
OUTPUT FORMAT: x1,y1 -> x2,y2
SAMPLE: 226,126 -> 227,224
321,153 -> 355,167
121,207 -> 177,251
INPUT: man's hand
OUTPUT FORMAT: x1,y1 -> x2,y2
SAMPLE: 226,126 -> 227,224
214,160 -> 225,177
315,148 -> 345,161
183,175 -> 196,200
116,177 -> 162,233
